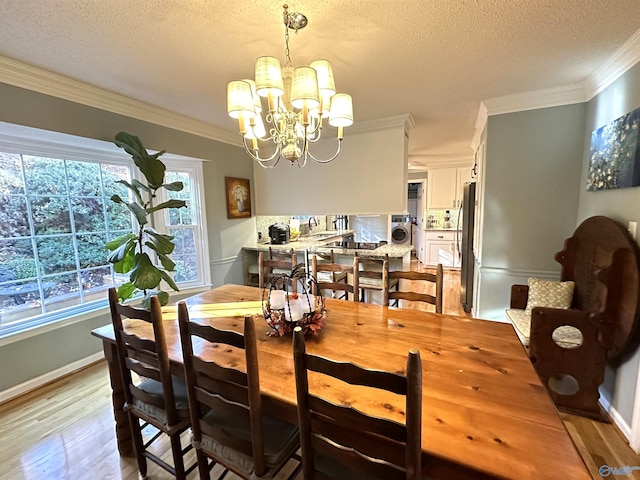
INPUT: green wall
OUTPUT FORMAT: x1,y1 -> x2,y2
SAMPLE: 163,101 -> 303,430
0,83 -> 255,394
479,62 -> 640,428
477,103 -> 586,320
577,62 -> 640,424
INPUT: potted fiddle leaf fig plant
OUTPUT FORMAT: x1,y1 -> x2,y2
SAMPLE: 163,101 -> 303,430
105,131 -> 186,307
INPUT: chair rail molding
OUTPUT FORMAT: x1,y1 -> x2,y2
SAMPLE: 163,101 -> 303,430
478,266 -> 561,280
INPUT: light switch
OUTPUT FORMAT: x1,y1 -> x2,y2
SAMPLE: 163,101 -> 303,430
629,221 -> 637,240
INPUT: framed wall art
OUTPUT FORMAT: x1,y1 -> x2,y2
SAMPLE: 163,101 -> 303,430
224,177 -> 252,219
587,106 -> 640,191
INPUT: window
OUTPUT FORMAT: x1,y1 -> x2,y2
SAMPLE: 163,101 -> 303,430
0,125 -> 210,336
157,159 -> 210,290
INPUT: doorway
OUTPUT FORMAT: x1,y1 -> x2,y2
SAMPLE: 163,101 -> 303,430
408,179 -> 426,262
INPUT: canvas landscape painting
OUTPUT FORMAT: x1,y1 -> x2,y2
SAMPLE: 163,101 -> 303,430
587,106 -> 640,191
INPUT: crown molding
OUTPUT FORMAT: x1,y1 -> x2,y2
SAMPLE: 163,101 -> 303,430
409,153 -> 473,169
0,56 -> 240,146
479,27 -> 640,121
1,56 -> 415,144
584,28 -> 640,99
483,83 -> 587,117
472,28 -> 640,149
470,102 -> 488,151
349,113 -> 415,134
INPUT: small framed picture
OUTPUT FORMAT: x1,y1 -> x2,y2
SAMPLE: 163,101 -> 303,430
225,177 -> 252,219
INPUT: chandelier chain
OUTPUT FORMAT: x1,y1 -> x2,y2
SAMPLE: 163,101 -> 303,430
284,22 -> 292,66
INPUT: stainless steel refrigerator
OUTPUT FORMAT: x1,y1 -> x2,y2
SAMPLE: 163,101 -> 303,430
459,182 -> 476,313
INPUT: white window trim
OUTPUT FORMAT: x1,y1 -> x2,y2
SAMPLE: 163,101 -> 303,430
156,155 -> 212,288
0,122 -> 211,340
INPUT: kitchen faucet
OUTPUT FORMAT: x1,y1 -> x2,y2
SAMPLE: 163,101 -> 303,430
308,216 -> 318,231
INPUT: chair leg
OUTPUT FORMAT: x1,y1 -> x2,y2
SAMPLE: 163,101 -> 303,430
196,448 -> 211,480
170,433 -> 186,480
129,415 -> 148,479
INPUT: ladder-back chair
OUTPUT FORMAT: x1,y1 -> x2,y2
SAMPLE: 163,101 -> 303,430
311,252 -> 359,301
292,326 -> 422,479
178,307 -> 301,479
384,264 -> 444,313
108,288 -> 195,480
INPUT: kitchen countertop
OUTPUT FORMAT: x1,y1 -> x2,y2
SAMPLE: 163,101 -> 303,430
425,228 -> 460,232
244,230 -> 413,259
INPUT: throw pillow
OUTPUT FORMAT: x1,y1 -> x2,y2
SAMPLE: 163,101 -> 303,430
524,277 -> 575,315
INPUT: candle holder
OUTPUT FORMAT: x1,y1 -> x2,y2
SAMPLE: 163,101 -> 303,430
262,263 -> 325,336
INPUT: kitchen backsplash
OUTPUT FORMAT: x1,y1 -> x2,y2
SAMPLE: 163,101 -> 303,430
426,209 -> 461,230
255,215 -> 329,242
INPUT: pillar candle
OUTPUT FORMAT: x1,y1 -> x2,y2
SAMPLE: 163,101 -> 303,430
269,290 -> 286,309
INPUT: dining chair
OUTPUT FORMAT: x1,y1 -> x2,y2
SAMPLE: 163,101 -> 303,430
259,247 -> 297,290
308,250 -> 348,298
311,251 -> 359,301
178,307 -> 301,480
292,327 -> 422,480
384,263 -> 444,313
357,254 -> 399,304
108,288 -> 195,480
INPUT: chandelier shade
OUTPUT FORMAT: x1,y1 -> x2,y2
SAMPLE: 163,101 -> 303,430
227,81 -> 255,121
227,4 -> 353,168
310,60 -> 336,97
254,56 -> 285,97
291,66 -> 320,109
329,93 -> 354,128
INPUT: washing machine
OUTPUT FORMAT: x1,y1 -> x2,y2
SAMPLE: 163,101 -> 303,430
391,214 -> 411,245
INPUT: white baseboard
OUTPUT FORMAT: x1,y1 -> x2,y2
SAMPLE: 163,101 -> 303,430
0,351 -> 105,404
599,393 -> 632,443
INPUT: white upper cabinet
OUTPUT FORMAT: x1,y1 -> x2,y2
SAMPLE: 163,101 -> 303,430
427,166 -> 474,209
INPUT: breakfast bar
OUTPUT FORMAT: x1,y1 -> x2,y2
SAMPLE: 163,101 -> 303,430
243,229 -> 414,270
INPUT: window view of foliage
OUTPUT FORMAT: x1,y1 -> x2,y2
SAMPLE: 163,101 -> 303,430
165,171 -> 198,283
0,134 -> 198,327
0,151 -> 134,322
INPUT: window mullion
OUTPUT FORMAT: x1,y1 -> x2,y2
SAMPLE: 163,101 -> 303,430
20,154 -> 46,317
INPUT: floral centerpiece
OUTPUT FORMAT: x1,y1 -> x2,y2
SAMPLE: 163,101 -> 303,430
262,264 -> 325,336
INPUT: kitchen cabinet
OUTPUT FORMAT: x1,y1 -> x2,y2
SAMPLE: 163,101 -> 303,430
456,166 -> 474,208
427,166 -> 474,209
425,230 -> 460,268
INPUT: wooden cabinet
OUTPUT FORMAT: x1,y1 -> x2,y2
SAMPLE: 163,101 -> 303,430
427,166 -> 474,209
425,230 -> 460,268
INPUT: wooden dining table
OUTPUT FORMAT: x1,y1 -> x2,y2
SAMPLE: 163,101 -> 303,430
91,284 -> 590,480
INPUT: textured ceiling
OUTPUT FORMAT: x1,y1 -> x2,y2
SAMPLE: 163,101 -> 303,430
1,1 -> 639,165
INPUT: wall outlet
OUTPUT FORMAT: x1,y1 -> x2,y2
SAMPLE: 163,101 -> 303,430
629,221 -> 637,240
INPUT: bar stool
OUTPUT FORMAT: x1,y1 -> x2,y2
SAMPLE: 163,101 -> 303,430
357,254 -> 398,304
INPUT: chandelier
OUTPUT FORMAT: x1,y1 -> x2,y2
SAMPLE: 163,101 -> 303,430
226,4 -> 353,168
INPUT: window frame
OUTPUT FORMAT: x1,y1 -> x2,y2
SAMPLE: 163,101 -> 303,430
0,123 -> 211,341
153,156 -> 211,290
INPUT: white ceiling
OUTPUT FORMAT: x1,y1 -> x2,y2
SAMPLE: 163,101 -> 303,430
1,1 -> 639,167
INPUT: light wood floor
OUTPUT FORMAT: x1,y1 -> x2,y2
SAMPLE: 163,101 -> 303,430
0,265 -> 638,480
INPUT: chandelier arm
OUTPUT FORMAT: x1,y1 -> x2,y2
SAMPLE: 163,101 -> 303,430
305,125 -> 322,143
305,138 -> 343,164
241,136 -> 282,168
266,112 -> 287,137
